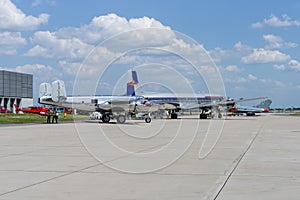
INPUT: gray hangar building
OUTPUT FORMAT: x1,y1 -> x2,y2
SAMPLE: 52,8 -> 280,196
0,70 -> 33,112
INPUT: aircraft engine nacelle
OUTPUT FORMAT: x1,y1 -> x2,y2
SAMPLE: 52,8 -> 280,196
39,83 -> 52,98
52,80 -> 67,103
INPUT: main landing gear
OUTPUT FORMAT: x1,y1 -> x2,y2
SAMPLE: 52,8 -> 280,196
199,113 -> 208,119
102,113 -> 126,124
145,117 -> 151,123
101,113 -> 111,123
171,113 -> 178,119
168,110 -> 178,119
199,109 -> 222,119
116,114 -> 126,124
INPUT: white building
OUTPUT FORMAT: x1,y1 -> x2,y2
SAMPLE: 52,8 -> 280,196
0,70 -> 33,112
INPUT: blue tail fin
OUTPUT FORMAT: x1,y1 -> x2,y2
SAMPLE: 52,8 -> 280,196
126,84 -> 135,96
127,70 -> 139,85
126,70 -> 138,96
132,71 -> 138,84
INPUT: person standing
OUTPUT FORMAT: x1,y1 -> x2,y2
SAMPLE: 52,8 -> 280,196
46,109 -> 51,124
63,111 -> 67,118
52,108 -> 58,123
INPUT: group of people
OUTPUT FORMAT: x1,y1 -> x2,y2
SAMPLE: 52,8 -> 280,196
46,108 -> 59,124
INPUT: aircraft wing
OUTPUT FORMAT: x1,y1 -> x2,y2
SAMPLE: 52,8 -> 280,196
234,105 -> 266,113
158,102 -> 179,110
235,97 -> 268,103
180,97 -> 267,111
96,98 -> 134,112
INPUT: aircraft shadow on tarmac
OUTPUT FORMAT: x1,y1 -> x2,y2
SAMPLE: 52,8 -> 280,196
82,115 -> 264,124
83,120 -> 149,125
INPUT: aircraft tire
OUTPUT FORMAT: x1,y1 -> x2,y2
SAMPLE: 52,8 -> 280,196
116,115 -> 126,124
102,114 -> 110,123
218,113 -> 222,119
171,113 -> 178,119
246,112 -> 255,116
200,114 -> 208,119
145,117 -> 151,123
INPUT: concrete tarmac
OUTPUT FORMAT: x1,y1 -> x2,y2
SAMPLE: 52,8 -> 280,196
0,114 -> 299,199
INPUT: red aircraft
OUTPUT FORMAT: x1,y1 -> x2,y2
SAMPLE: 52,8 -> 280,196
14,104 -> 50,116
0,106 -> 11,113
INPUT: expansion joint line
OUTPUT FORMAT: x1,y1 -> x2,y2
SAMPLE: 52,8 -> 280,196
0,163 -> 101,197
212,119 -> 267,200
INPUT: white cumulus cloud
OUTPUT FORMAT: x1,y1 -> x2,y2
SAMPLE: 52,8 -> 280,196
260,78 -> 285,87
209,42 -> 252,63
32,0 -> 56,7
25,45 -> 49,57
263,34 -> 297,49
16,63 -> 62,83
0,0 -> 49,31
225,65 -> 240,72
234,41 -> 252,52
274,59 -> 300,71
248,74 -> 257,81
32,0 -> 42,7
235,74 -> 257,83
0,32 -> 26,55
26,14 -> 175,61
21,13 -> 221,95
16,63 -> 53,72
273,64 -> 286,71
58,60 -> 81,76
251,14 -> 300,28
26,31 -> 94,60
241,48 -> 291,64
289,60 -> 300,71
56,13 -> 170,44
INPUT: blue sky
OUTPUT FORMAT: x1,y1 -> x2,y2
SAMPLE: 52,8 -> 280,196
1,0 -> 300,107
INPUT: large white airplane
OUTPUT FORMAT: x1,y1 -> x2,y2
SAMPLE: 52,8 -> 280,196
130,71 -> 266,119
38,72 -> 152,124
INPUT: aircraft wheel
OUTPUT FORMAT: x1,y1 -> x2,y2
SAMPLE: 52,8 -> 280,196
102,114 -> 110,123
200,113 -> 208,119
116,115 -> 126,124
145,117 -> 151,123
218,113 -> 222,119
246,112 -> 255,116
171,113 -> 178,119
